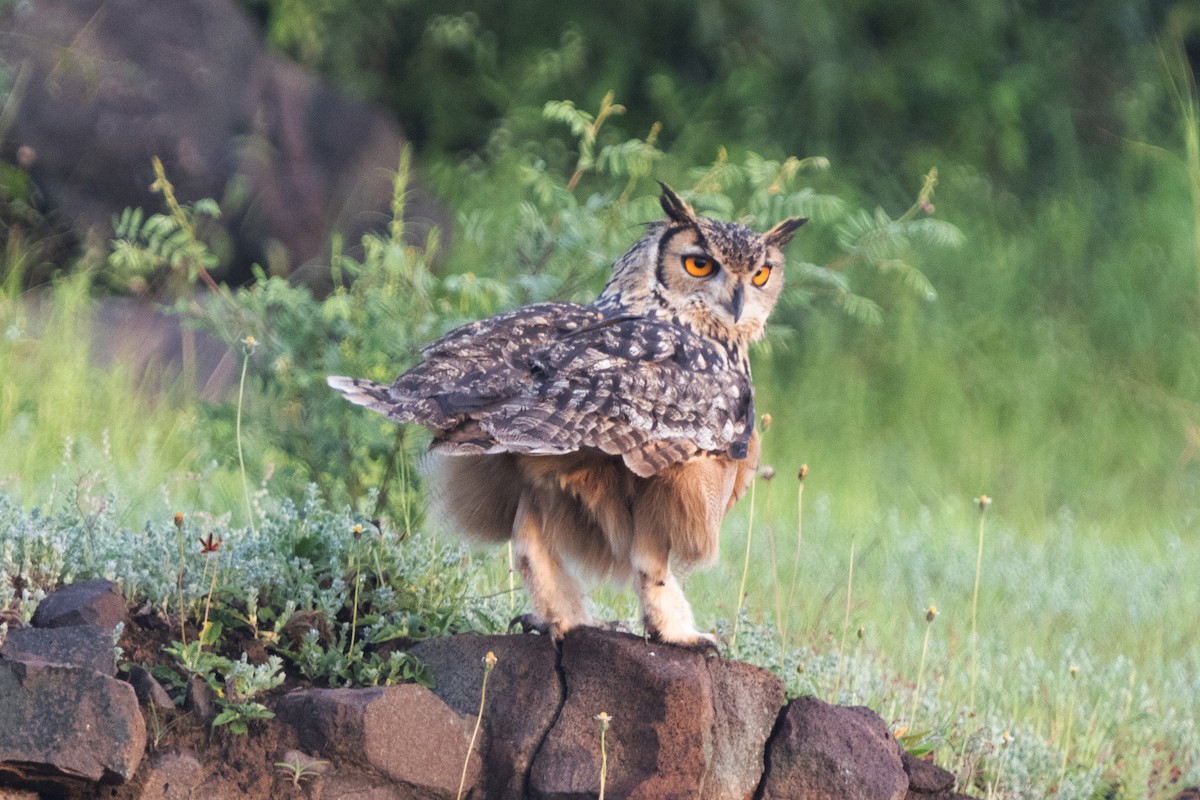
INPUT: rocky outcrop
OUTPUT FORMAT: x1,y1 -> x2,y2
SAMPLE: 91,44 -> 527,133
411,633 -> 563,800
0,0 -> 445,285
0,580 -> 142,790
411,628 -> 785,800
0,658 -> 145,784
759,696 -> 908,800
276,683 -> 483,799
533,628 -> 782,800
903,750 -> 960,798
0,581 -> 978,799
29,579 -> 128,631
0,624 -> 116,676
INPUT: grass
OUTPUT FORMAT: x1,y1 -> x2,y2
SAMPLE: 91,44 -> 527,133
0,273 -> 249,523
689,470 -> 1200,796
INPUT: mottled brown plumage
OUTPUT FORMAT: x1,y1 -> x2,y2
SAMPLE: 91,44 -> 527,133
329,185 -> 804,645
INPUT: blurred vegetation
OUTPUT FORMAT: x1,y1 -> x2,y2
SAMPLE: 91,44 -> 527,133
234,0 -> 1200,533
2,1 -> 1200,528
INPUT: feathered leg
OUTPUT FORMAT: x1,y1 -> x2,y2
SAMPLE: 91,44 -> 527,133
512,492 -> 590,641
630,533 -> 716,647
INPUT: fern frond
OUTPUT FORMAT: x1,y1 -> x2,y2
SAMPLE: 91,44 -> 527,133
542,100 -> 595,140
904,217 -> 966,248
795,263 -> 853,294
597,137 -> 663,178
837,292 -> 884,325
875,259 -> 939,301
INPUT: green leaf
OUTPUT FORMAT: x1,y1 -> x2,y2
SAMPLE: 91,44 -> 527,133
212,709 -> 239,727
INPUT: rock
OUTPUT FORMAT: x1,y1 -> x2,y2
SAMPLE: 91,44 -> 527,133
411,632 -> 563,800
0,0 -> 445,286
185,676 -> 215,723
902,751 -> 956,796
189,776 -> 244,800
529,627 -> 785,800
30,579 -> 127,632
704,657 -> 786,800
0,657 -> 145,783
0,623 -> 115,675
276,683 -> 481,798
128,666 -> 177,712
0,789 -> 39,799
529,629 -> 713,800
134,750 -> 206,800
302,772 -> 416,800
760,696 -> 908,800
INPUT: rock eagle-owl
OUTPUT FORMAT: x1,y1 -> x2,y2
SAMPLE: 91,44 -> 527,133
328,184 -> 804,646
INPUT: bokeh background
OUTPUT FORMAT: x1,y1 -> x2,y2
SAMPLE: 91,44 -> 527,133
2,2 -> 1200,795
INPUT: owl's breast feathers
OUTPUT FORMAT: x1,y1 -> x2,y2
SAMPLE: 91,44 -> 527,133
328,302 -> 756,477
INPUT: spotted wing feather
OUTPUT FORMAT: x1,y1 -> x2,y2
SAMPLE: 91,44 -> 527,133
328,303 -> 754,476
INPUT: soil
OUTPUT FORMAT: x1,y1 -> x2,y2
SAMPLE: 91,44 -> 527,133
70,608 -> 319,799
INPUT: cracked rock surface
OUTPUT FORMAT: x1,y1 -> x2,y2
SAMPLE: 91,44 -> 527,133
414,628 -> 783,800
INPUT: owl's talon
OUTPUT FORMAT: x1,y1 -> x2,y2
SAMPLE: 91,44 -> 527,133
648,629 -> 723,657
508,613 -> 550,636
687,635 -> 724,658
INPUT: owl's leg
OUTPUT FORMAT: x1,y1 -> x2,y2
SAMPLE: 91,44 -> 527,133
630,536 -> 717,648
512,492 -> 589,641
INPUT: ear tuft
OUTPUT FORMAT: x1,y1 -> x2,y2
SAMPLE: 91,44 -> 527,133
658,182 -> 698,226
763,217 -> 807,248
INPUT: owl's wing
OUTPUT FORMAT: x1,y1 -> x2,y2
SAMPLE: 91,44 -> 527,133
331,302 -> 604,428
439,314 -> 755,477
330,303 -> 755,477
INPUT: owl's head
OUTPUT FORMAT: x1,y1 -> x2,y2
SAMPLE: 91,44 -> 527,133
598,184 -> 805,346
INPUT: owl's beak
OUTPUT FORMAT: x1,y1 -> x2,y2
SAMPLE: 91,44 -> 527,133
729,283 -> 746,322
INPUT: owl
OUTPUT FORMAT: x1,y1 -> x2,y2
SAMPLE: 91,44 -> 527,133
328,185 -> 805,647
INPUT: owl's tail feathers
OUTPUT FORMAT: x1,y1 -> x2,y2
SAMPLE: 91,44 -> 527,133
326,376 -> 396,415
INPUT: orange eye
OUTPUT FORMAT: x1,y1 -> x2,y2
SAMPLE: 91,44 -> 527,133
752,265 -> 772,287
683,255 -> 716,278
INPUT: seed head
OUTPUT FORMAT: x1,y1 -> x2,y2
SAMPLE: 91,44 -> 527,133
760,413 -> 773,432
1070,664 -> 1079,679
798,464 -> 809,481
758,465 -> 776,481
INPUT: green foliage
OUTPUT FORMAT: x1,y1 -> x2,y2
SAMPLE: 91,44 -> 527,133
289,627 -> 433,688
274,751 -> 328,788
106,158 -> 227,295
244,0 -> 1162,198
164,638 -> 285,734
0,484 -> 486,695
109,203 -> 220,290
159,149 -> 513,519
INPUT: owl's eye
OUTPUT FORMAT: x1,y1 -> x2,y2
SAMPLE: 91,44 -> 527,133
752,265 -> 772,287
682,255 -> 717,278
